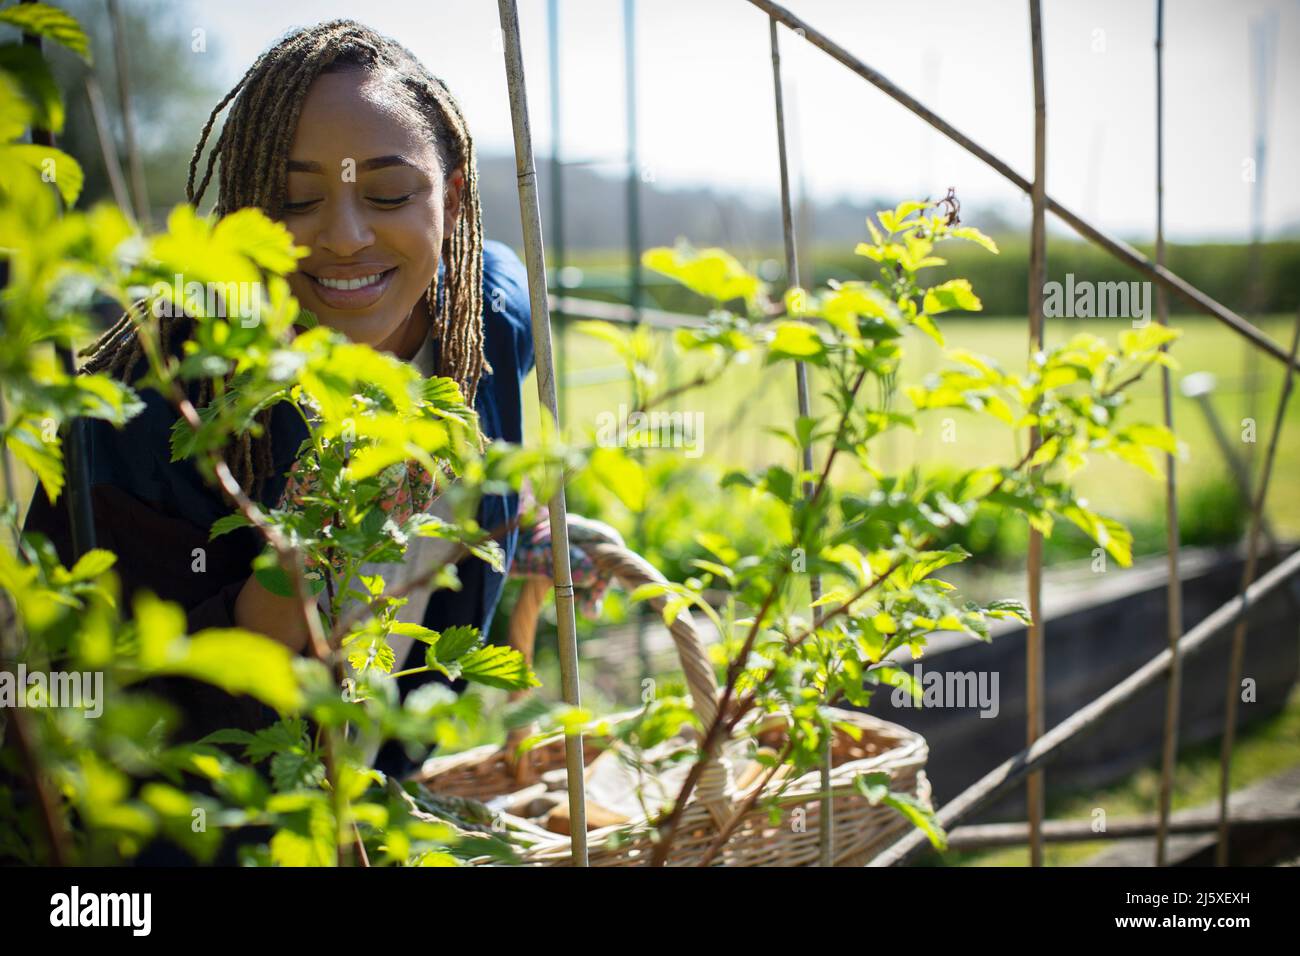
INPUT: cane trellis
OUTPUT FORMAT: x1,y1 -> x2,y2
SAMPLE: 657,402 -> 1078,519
496,0 -> 1300,867
25,1 -> 1298,869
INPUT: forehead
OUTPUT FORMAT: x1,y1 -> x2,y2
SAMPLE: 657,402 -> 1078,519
289,70 -> 440,171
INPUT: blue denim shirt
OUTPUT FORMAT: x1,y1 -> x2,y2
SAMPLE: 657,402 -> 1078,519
412,239 -> 535,649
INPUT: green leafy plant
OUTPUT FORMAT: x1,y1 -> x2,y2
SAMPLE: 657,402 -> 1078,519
0,3 -> 576,866
567,195 -> 1179,863
0,3 -> 1182,869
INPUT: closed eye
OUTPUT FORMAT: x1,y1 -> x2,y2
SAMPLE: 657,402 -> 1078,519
282,195 -> 411,213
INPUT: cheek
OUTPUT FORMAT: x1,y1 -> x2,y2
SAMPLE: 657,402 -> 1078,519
386,200 -> 442,281
286,217 -> 314,251
398,194 -> 443,260
286,221 -> 314,291
286,267 -> 311,301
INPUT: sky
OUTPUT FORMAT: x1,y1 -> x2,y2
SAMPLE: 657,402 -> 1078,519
171,0 -> 1298,242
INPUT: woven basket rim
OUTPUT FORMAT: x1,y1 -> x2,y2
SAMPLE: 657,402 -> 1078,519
414,705 -> 931,863
414,704 -> 925,782
519,770 -> 936,866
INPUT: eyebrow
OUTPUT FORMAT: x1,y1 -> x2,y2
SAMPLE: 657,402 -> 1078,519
287,155 -> 417,174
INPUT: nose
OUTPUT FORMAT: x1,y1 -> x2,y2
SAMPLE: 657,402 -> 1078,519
316,194 -> 375,258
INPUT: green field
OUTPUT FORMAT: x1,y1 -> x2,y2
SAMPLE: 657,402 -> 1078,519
527,311 -> 1300,536
521,310 -> 1300,867
6,312 -> 1293,550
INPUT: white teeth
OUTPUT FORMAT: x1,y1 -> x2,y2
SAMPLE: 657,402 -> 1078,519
316,272 -> 383,290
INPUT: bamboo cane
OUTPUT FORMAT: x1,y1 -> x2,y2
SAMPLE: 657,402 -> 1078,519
623,0 -> 653,688
1242,14 -> 1278,472
744,0 -> 1300,375
106,0 -> 149,226
547,0 -> 568,427
1153,0 -> 1185,867
768,16 -> 831,866
0,389 -> 16,522
84,76 -> 133,221
870,546 -> 1300,867
1025,0 -> 1047,869
496,0 -> 589,865
1215,308 -> 1300,865
950,807 -> 1300,850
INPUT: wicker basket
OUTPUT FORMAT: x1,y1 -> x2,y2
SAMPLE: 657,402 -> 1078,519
412,525 -> 932,866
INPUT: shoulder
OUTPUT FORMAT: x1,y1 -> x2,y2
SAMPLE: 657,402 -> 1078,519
480,240 -> 534,378
481,239 -> 528,294
481,239 -> 530,337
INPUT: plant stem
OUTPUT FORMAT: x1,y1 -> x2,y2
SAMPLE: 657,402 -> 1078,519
647,363 -> 869,865
0,596 -> 72,865
696,737 -> 796,866
126,309 -> 346,859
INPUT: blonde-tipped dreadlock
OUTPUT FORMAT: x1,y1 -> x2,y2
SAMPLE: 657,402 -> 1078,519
80,20 -> 490,498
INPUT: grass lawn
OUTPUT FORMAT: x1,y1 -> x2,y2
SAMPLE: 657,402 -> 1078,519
528,311 -> 1300,534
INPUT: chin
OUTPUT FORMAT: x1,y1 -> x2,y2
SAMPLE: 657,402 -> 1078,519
313,309 -> 401,347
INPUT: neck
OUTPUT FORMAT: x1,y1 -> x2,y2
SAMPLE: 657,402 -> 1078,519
378,294 -> 433,361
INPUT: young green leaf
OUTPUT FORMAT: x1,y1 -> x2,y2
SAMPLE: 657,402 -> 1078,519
0,4 -> 91,62
922,279 -> 982,315
459,645 -> 540,692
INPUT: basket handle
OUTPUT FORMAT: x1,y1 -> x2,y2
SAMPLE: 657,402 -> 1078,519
504,524 -> 729,813
582,542 -> 721,729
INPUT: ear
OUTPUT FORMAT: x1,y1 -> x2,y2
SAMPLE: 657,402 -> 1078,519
442,165 -> 466,239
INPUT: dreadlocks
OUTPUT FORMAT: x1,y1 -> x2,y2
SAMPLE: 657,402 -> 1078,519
80,20 -> 489,498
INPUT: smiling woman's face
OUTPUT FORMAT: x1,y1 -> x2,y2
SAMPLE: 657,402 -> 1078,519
283,69 -> 463,357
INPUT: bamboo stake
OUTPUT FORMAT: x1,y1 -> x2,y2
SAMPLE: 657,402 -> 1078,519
496,0 -> 589,865
83,77 -> 133,220
1242,14 -> 1277,472
768,16 -> 831,866
870,546 -> 1300,867
106,0 -> 149,226
744,0 -> 1300,374
623,0 -> 651,687
1215,308 -> 1300,865
1153,0 -> 1185,867
1025,0 -> 1046,869
547,0 -> 567,427
0,390 -> 16,518
1182,384 -> 1279,551
950,807 -> 1300,850
550,295 -> 709,331
624,0 -> 643,322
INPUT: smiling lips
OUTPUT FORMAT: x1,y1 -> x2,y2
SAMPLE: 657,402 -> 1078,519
317,273 -> 384,290
306,266 -> 397,309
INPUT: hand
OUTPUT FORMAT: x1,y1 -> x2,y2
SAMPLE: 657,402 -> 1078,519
234,571 -> 311,653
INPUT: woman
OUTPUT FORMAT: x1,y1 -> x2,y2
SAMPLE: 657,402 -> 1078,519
23,21 -> 535,777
